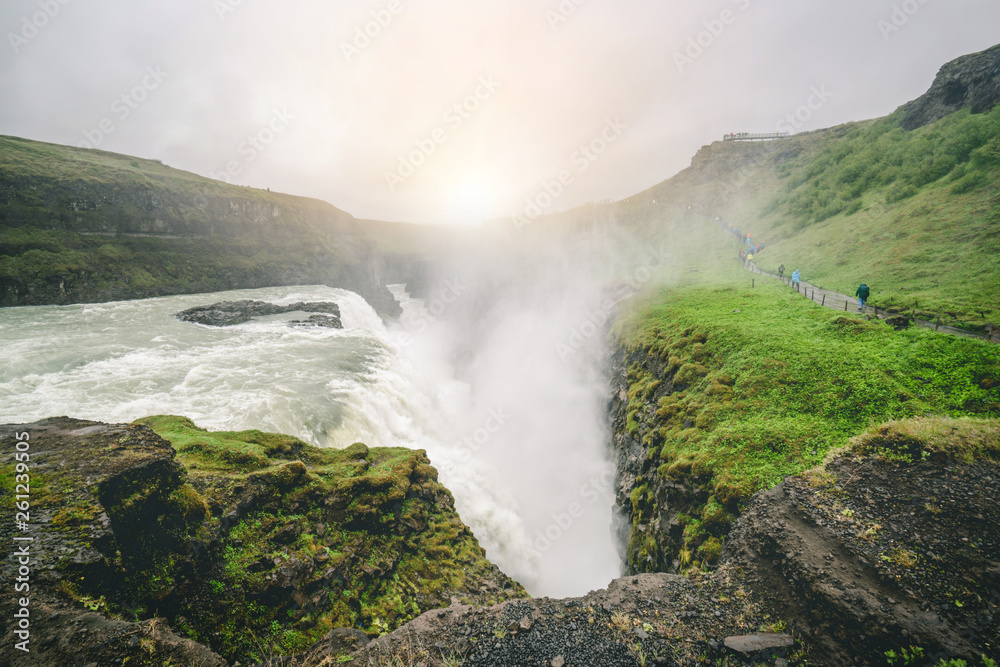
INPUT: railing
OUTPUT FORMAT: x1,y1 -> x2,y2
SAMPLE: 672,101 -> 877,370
741,260 -> 999,344
722,132 -> 790,142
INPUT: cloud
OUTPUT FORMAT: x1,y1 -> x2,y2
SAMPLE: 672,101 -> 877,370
1,0 -> 998,224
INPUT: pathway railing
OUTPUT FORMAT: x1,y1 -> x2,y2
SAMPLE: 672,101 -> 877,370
722,132 -> 790,142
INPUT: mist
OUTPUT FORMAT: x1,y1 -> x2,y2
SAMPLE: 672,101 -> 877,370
380,203 -> 710,596
3,0 -> 999,224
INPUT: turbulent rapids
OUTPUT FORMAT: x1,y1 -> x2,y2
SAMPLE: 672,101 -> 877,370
0,284 -> 621,597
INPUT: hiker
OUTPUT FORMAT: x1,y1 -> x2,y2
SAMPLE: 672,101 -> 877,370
856,283 -> 870,312
792,269 -> 800,289
778,264 -> 785,279
747,253 -> 754,265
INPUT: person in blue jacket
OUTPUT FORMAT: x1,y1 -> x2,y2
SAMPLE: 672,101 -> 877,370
791,269 -> 801,289
856,283 -> 870,311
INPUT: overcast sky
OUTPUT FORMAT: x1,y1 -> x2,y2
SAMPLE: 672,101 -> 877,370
2,1 -> 997,225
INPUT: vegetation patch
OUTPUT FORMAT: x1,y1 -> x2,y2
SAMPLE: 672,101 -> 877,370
46,416 -> 527,663
613,269 -> 1000,573
845,416 -> 1000,465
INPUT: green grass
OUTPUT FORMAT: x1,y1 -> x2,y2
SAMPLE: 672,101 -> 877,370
622,93 -> 1000,331
611,252 -> 1000,571
0,134 -> 433,307
844,415 -> 1000,464
126,415 -> 525,662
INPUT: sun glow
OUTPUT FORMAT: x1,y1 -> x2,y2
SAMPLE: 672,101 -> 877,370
446,176 -> 499,225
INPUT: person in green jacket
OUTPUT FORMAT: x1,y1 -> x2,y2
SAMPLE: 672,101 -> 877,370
856,283 -> 870,311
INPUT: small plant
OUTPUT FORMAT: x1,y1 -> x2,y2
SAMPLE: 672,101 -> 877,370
370,617 -> 390,636
886,645 -> 924,665
858,522 -> 882,543
882,546 -> 918,568
78,595 -> 108,613
759,619 -> 787,633
610,610 -> 632,631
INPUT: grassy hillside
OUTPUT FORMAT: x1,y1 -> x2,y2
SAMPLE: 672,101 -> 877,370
611,252 -> 1000,573
0,135 -> 437,310
624,101 -> 1000,331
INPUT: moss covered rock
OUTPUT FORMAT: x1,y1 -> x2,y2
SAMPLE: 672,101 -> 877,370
0,416 -> 526,665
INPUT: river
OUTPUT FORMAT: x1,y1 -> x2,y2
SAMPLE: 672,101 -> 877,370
0,283 -> 621,597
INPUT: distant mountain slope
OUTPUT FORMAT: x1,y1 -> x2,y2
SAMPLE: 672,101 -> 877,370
0,136 -> 437,312
532,43 -> 1000,331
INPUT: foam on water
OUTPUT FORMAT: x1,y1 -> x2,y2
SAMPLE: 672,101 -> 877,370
0,285 -> 551,590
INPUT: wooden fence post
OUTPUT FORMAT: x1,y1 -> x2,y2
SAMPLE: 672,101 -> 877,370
936,315 -> 940,331
844,300 -> 848,312
752,279 -> 755,288
821,295 -> 826,307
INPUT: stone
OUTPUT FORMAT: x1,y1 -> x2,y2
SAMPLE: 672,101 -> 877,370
723,633 -> 795,653
900,44 -> 1000,130
551,656 -> 565,667
176,299 -> 342,328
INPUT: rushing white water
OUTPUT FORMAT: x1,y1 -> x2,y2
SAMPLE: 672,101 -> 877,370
0,283 -> 621,596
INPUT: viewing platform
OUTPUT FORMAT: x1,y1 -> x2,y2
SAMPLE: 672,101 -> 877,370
722,132 -> 790,141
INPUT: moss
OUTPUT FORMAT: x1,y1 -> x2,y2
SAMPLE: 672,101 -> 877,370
847,416 -> 1000,464
116,415 -> 527,663
164,483 -> 209,527
51,505 -> 98,526
342,442 -> 370,459
697,536 -> 723,565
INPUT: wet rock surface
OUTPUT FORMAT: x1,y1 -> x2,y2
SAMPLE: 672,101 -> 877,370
5,418 -> 997,666
327,572 -> 793,667
0,417 -> 523,665
900,43 -> 1000,130
0,418 -> 226,666
176,299 -> 342,327
725,453 -> 1000,665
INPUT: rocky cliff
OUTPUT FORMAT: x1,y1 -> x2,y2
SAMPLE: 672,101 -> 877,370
0,416 -> 523,665
0,136 -> 409,314
900,43 -> 1000,130
271,418 -> 999,666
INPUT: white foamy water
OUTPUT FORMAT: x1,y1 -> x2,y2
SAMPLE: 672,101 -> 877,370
0,284 -> 620,596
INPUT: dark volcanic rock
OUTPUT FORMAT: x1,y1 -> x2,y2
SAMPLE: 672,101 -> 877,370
0,418 -> 224,666
176,299 -> 342,327
288,314 -> 343,328
723,454 -> 1000,665
900,43 -> 1000,130
324,573 -> 790,667
1,416 -> 525,665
